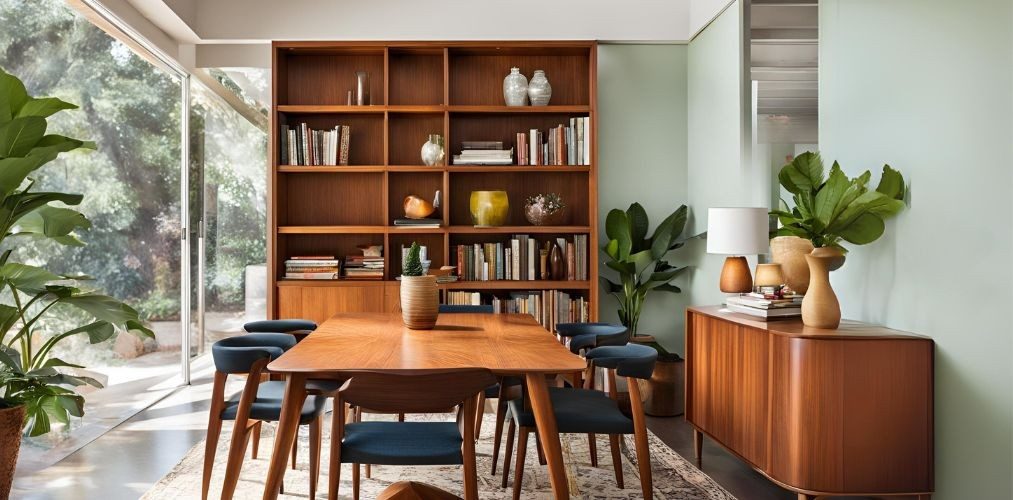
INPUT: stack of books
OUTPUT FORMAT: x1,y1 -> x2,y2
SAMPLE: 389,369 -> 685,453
725,293 -> 803,319
452,141 -> 513,165
516,117 -> 591,166
455,234 -> 588,282
393,217 -> 441,229
280,123 -> 350,166
343,254 -> 383,279
284,256 -> 340,280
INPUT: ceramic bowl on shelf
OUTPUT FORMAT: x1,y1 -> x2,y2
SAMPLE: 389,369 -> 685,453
469,190 -> 509,227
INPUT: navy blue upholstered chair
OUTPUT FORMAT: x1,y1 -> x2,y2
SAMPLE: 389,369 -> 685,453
329,369 -> 497,500
203,333 -> 328,500
555,322 -> 628,354
243,319 -> 317,338
503,343 -> 658,499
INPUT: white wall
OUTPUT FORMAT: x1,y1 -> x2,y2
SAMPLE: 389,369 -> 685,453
819,0 -> 1013,497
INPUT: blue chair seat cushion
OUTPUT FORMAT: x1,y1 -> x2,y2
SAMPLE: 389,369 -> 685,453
340,421 -> 463,465
221,381 -> 326,425
507,388 -> 633,434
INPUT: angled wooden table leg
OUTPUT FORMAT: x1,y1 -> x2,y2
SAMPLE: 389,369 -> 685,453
262,373 -> 307,500
524,372 -> 569,499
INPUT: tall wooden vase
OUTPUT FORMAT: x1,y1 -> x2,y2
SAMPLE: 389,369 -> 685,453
801,250 -> 841,329
400,275 -> 439,330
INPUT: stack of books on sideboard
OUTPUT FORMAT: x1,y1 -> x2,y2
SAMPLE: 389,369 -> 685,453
343,254 -> 383,280
725,293 -> 802,319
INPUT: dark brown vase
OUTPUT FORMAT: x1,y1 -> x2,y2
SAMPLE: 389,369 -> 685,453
0,405 -> 26,499
549,243 -> 565,280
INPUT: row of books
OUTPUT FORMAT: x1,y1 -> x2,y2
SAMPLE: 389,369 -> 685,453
724,293 -> 803,319
454,234 -> 589,281
344,254 -> 383,279
517,117 -> 591,166
445,290 -> 589,332
280,123 -> 350,166
284,256 -> 340,280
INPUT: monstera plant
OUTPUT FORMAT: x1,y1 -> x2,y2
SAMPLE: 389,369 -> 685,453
771,151 -> 906,253
600,203 -> 691,342
0,67 -> 153,450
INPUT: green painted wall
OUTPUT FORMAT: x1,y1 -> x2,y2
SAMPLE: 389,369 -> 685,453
819,0 -> 1013,497
597,44 -> 690,353
686,2 -> 755,309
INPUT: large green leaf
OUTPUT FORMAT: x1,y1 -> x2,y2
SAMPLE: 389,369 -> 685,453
625,203 -> 649,251
13,205 -> 91,241
0,344 -> 21,371
0,155 -> 45,194
598,277 -> 622,294
57,394 -> 85,418
0,116 -> 46,157
26,404 -> 52,436
604,209 -> 632,259
649,205 -> 687,260
29,134 -> 92,158
653,283 -> 682,293
62,321 -> 116,344
16,97 -> 77,119
838,212 -> 886,244
875,164 -> 905,200
0,263 -> 62,292
62,293 -> 154,338
813,163 -> 850,225
0,69 -> 29,121
779,151 -> 825,194
40,357 -> 84,369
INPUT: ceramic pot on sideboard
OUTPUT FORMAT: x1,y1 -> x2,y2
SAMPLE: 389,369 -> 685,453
635,355 -> 685,417
770,236 -> 815,293
801,248 -> 842,329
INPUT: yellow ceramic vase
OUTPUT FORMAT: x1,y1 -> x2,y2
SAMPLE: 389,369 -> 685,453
469,190 -> 509,227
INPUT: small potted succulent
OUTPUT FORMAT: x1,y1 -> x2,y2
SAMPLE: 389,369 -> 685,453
524,192 -> 567,226
399,242 -> 439,329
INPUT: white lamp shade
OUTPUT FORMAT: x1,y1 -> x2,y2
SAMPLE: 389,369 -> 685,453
706,207 -> 769,255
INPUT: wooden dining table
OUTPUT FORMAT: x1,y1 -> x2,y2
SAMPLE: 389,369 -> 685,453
261,312 -> 588,500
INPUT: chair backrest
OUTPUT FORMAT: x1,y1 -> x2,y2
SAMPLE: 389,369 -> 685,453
555,322 -> 627,342
243,319 -> 317,334
438,304 -> 494,314
211,333 -> 296,374
338,369 -> 496,413
585,343 -> 658,379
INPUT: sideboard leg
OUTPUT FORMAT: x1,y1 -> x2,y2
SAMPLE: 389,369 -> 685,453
796,494 -> 816,500
916,495 -> 932,500
693,429 -> 703,467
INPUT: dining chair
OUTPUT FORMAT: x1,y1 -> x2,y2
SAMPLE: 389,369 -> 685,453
502,343 -> 658,500
434,304 -> 521,476
328,368 -> 498,500
204,333 -> 329,500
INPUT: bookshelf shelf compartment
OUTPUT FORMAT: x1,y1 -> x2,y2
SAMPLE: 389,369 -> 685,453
270,41 -> 597,323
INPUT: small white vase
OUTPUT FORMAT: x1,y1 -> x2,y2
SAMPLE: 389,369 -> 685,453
503,67 -> 529,106
527,70 -> 552,106
420,134 -> 445,166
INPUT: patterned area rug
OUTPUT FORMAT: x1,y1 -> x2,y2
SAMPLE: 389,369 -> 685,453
143,412 -> 735,499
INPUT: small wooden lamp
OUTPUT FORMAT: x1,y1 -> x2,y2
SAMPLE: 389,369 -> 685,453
707,207 -> 769,293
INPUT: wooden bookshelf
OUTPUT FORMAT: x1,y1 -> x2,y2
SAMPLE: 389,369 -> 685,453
269,41 -> 598,325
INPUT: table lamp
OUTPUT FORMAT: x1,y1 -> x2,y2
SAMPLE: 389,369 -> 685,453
707,207 -> 769,293
753,263 -> 784,293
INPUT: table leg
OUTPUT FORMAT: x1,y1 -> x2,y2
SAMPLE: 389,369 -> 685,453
524,373 -> 569,499
262,373 -> 307,500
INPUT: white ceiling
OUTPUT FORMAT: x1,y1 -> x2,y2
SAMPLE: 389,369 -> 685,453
113,0 -> 735,67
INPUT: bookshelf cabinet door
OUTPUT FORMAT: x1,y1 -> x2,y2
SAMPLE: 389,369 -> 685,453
277,285 -> 385,324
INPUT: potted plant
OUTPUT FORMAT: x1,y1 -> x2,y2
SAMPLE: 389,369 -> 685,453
0,68 -> 153,496
770,151 -> 906,327
600,203 -> 695,416
399,242 -> 438,330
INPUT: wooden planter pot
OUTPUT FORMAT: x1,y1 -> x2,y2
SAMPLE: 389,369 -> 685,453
0,405 -> 26,498
399,275 -> 439,330
635,357 -> 685,417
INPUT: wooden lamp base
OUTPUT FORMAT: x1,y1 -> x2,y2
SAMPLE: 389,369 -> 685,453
719,256 -> 753,293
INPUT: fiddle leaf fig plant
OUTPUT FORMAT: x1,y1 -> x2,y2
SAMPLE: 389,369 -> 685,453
771,151 -> 906,252
600,203 -> 693,341
0,68 -> 153,436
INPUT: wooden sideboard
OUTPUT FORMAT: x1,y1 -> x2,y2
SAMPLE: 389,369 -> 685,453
685,306 -> 934,500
